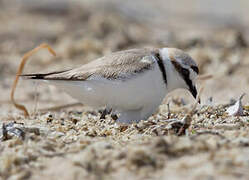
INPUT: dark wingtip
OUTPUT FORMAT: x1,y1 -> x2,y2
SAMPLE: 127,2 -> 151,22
19,69 -> 70,80
19,73 -> 48,80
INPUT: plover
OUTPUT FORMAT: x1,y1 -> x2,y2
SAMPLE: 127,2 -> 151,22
21,47 -> 199,123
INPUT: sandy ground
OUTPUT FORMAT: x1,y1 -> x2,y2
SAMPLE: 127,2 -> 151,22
0,1 -> 249,180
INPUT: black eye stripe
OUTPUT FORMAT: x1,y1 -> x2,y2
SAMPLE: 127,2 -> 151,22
171,61 -> 197,98
191,66 -> 199,74
181,68 -> 189,77
181,68 -> 194,95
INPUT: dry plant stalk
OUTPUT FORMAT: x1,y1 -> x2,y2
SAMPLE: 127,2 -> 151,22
10,43 -> 56,117
177,86 -> 204,136
190,130 -> 226,140
144,87 -> 204,136
197,74 -> 213,81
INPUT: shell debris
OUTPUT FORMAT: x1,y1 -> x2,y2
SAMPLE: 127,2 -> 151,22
226,93 -> 246,116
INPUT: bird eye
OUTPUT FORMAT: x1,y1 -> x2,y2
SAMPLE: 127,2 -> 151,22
181,68 -> 189,76
191,66 -> 199,74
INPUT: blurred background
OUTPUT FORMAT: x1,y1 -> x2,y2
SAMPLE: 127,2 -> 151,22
1,0 -> 249,112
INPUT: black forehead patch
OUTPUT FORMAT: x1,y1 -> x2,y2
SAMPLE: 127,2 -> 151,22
191,66 -> 199,74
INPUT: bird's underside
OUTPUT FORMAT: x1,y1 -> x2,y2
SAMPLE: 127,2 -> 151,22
44,64 -> 165,124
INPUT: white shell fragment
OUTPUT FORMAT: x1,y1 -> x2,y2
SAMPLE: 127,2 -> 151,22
226,93 -> 246,116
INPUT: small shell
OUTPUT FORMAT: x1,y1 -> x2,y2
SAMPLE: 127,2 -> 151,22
226,93 -> 245,116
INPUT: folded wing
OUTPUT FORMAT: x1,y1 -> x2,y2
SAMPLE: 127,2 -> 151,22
21,48 -> 159,81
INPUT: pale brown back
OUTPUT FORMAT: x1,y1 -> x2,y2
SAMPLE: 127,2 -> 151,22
42,48 -> 159,80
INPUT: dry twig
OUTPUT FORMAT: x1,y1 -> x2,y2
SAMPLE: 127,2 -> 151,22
197,74 -> 213,81
190,130 -> 226,140
10,43 -> 56,117
144,87 -> 204,136
177,86 -> 204,136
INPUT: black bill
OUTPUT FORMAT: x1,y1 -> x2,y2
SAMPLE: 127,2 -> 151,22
189,84 -> 197,99
189,84 -> 200,103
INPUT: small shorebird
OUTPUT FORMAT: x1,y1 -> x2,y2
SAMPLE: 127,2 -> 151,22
21,47 -> 199,123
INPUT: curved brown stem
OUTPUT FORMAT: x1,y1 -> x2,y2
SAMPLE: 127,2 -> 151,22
10,43 -> 56,117
197,74 -> 213,81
